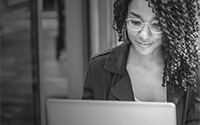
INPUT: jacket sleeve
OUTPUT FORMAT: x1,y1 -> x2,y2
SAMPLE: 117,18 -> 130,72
186,69 -> 200,125
82,61 -> 94,99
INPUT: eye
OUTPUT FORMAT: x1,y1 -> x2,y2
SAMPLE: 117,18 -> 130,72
129,19 -> 142,26
150,20 -> 160,28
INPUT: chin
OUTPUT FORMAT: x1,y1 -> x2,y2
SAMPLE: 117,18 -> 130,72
138,50 -> 153,55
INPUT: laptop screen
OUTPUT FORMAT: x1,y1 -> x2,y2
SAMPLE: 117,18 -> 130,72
46,99 -> 177,125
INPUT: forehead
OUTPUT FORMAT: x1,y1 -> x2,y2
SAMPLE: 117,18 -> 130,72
128,0 -> 156,21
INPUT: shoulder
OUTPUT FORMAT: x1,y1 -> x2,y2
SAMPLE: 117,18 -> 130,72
90,43 -> 127,62
89,44 -> 123,64
87,43 -> 129,72
90,48 -> 113,62
87,47 -> 114,72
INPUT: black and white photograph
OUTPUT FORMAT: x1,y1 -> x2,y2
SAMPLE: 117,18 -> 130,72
1,0 -> 200,125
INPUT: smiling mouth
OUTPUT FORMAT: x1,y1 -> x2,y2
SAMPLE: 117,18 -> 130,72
136,41 -> 153,48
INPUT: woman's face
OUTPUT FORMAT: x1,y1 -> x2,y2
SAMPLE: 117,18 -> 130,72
126,0 -> 162,55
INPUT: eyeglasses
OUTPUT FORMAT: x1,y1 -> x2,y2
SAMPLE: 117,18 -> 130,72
126,18 -> 162,34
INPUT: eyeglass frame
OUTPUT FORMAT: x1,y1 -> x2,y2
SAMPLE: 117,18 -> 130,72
125,18 -> 162,34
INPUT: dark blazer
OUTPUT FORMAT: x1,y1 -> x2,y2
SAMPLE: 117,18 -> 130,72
82,43 -> 200,125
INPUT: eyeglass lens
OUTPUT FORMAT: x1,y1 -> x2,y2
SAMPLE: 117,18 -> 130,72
127,18 -> 162,33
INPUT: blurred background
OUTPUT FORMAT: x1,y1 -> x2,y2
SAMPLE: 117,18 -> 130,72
0,0 -> 200,125
1,0 -> 119,125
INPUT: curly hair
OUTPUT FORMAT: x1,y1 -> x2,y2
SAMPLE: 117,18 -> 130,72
112,0 -> 200,93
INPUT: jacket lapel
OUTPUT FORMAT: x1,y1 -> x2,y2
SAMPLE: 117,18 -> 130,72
167,89 -> 185,104
104,43 -> 134,100
110,71 -> 134,101
104,43 -> 131,74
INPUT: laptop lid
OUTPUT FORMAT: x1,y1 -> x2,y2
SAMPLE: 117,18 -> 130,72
46,99 -> 177,125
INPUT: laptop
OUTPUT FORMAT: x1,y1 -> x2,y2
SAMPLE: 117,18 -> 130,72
46,99 -> 177,125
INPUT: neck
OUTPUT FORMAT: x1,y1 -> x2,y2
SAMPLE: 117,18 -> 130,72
128,45 -> 164,69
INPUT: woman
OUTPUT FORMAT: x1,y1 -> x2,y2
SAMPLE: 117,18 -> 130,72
82,0 -> 200,125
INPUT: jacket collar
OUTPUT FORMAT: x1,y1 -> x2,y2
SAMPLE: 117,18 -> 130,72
104,43 -> 131,74
104,43 -> 185,104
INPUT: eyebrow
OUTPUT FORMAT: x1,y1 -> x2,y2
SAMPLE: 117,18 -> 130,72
128,12 -> 141,19
128,11 -> 158,20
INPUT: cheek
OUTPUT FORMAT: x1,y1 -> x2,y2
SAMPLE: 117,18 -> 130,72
127,29 -> 137,41
154,35 -> 162,44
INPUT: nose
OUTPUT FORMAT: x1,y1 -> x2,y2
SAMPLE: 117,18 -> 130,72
138,24 -> 151,41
